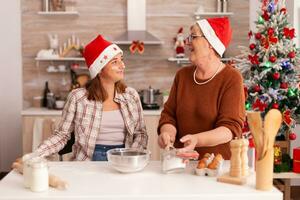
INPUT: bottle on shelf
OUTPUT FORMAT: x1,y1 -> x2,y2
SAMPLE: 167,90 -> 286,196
42,81 -> 51,107
216,0 -> 222,13
222,0 -> 228,13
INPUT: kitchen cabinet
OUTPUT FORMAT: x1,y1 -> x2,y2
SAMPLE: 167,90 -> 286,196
0,161 -> 282,200
22,108 -> 162,160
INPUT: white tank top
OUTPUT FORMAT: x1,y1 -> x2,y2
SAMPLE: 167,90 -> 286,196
96,109 -> 126,145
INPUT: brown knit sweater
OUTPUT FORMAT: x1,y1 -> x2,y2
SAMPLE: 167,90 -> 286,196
158,64 -> 246,160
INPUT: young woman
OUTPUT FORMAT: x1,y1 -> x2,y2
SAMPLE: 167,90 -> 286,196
35,35 -> 148,161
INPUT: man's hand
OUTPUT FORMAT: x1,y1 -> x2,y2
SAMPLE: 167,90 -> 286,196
178,134 -> 198,152
158,131 -> 176,149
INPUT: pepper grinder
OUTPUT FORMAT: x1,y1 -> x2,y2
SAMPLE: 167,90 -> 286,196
229,138 -> 242,177
241,138 -> 249,176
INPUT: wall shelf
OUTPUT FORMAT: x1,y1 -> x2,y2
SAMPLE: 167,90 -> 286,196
35,57 -> 85,61
37,11 -> 79,16
194,12 -> 234,19
168,57 -> 234,65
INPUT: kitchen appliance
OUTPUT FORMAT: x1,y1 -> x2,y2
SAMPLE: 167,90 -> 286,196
107,148 -> 151,173
139,86 -> 162,110
113,0 -> 163,44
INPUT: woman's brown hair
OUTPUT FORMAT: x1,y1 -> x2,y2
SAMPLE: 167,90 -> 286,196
85,76 -> 127,102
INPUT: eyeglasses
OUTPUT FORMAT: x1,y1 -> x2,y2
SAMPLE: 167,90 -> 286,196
186,34 -> 205,43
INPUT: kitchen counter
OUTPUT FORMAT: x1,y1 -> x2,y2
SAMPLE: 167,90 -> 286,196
21,107 -> 162,116
0,161 -> 282,200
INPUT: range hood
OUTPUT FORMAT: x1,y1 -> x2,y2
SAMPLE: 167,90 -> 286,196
113,0 -> 163,45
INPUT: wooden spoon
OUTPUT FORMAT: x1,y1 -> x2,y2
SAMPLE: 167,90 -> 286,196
246,111 -> 264,159
261,109 -> 282,159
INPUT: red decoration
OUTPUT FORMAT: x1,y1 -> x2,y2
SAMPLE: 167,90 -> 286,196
248,31 -> 253,39
269,36 -> 278,44
272,103 -> 279,109
255,33 -> 262,40
129,40 -> 145,54
261,37 -> 269,49
243,86 -> 248,99
262,11 -> 269,21
249,54 -> 260,65
273,72 -> 280,80
252,99 -> 267,111
288,51 -> 296,59
269,56 -> 277,63
249,43 -> 256,50
293,147 -> 300,173
280,8 -> 287,14
283,110 -> 292,126
254,84 -> 261,92
267,28 -> 274,37
280,82 -> 288,89
283,28 -> 295,39
289,132 -> 297,140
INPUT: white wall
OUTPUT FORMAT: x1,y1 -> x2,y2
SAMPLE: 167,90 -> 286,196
0,1 -> 22,171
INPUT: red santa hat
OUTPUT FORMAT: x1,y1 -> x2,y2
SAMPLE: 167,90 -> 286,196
83,35 -> 123,79
196,17 -> 232,57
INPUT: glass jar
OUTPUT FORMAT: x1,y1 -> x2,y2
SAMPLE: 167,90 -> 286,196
22,153 -> 38,188
30,158 -> 49,192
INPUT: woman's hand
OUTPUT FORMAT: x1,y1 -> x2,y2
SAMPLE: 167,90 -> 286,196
179,134 -> 198,152
158,131 -> 176,149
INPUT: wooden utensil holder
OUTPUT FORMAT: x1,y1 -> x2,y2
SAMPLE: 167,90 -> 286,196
256,148 -> 274,191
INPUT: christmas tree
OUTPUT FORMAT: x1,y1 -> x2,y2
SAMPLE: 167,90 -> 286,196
244,0 -> 300,140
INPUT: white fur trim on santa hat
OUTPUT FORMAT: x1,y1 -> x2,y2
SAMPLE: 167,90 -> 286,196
89,44 -> 123,79
196,20 -> 225,57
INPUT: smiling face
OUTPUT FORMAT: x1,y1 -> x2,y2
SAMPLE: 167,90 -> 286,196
100,53 -> 125,83
187,24 -> 214,66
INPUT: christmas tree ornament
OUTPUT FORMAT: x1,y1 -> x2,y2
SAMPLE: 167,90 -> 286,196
267,28 -> 274,36
281,60 -> 291,70
280,82 -> 288,89
272,72 -> 280,80
280,8 -> 287,14
269,36 -> 278,44
272,103 -> 279,109
287,88 -> 296,97
248,31 -> 253,39
249,43 -> 256,50
262,10 -> 269,21
264,61 -> 273,68
249,54 -> 259,65
245,102 -> 251,110
283,27 -> 295,39
258,16 -> 265,24
289,132 -> 297,140
255,33 -> 262,40
288,51 -> 295,59
267,2 -> 275,13
254,84 -> 261,92
269,56 -> 276,63
252,99 -> 267,111
283,110 -> 293,126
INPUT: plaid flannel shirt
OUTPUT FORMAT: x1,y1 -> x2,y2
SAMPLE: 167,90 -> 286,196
36,87 -> 148,160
